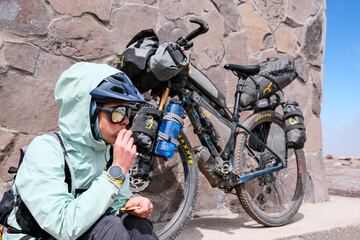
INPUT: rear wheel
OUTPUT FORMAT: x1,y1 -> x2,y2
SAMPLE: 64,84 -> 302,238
234,111 -> 306,226
130,131 -> 199,240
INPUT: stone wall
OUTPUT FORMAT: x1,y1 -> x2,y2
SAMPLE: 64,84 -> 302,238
0,0 -> 327,213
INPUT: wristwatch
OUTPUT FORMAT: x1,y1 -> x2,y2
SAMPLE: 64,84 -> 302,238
107,165 -> 126,184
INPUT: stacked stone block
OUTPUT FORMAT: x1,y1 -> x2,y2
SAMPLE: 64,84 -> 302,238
0,0 -> 327,213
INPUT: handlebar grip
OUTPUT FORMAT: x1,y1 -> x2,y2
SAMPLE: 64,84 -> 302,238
185,17 -> 209,41
190,17 -> 209,32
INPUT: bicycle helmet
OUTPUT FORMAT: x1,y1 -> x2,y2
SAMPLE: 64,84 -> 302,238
90,71 -> 145,141
90,72 -> 145,104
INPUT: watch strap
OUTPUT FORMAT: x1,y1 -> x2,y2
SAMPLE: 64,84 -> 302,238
103,171 -> 124,185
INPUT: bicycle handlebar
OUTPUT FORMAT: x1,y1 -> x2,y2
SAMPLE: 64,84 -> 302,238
185,17 -> 209,41
176,17 -> 209,50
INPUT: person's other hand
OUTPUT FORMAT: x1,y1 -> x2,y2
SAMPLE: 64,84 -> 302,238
113,129 -> 136,172
124,196 -> 153,219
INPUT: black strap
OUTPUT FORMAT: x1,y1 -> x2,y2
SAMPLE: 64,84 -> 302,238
6,226 -> 27,234
245,76 -> 261,103
137,107 -> 162,118
53,132 -> 72,193
7,226 -> 42,240
131,127 -> 156,139
126,29 -> 158,48
19,236 -> 33,240
285,124 -> 306,133
5,132 -> 78,239
50,132 -> 88,194
284,111 -> 303,119
106,145 -> 114,171
75,189 -> 87,195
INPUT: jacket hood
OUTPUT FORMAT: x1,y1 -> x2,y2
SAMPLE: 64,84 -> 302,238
55,62 -> 120,150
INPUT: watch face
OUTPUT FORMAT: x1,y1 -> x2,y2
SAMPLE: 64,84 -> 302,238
109,165 -> 124,179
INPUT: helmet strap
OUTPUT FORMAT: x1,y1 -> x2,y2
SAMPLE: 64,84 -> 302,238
90,101 -> 103,141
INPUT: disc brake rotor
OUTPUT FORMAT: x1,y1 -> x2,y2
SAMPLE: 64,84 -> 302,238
129,175 -> 150,192
129,153 -> 152,192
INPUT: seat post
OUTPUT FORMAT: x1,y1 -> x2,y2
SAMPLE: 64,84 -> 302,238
232,74 -> 247,121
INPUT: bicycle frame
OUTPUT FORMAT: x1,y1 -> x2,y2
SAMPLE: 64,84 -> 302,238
126,18 -> 305,237
231,74 -> 287,185
157,73 -> 288,188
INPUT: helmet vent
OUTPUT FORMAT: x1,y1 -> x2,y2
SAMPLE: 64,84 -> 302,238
112,75 -> 127,83
111,86 -> 126,94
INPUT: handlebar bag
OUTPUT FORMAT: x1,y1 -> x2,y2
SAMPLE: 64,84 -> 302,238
149,42 -> 190,81
117,29 -> 190,94
239,55 -> 297,108
117,29 -> 160,93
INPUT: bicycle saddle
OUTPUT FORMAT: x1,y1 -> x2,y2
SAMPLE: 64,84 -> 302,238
224,63 -> 260,76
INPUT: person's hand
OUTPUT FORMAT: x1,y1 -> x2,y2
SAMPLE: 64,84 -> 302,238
123,196 -> 153,219
113,129 -> 136,172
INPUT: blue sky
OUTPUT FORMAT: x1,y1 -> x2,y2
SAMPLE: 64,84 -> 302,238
322,0 -> 360,156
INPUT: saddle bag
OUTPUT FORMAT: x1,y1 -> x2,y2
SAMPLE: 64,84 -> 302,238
239,55 -> 297,108
283,101 -> 307,149
254,93 -> 281,110
130,107 -> 162,153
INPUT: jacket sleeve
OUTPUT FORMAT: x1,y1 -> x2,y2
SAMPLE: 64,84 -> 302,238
14,136 -> 121,240
108,175 -> 138,215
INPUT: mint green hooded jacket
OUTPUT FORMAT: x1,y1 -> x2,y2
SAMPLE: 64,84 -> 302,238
4,62 -> 134,240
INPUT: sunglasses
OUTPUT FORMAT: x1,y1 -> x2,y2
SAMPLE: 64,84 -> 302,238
100,105 -> 131,124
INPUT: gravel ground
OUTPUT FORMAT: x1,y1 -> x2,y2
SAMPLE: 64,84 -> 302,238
324,156 -> 360,198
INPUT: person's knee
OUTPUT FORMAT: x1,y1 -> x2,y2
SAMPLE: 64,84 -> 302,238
123,215 -> 152,229
102,215 -> 123,226
87,215 -> 130,240
123,215 -> 158,240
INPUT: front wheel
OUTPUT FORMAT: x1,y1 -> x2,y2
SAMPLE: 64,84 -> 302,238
234,111 -> 306,226
131,131 -> 199,240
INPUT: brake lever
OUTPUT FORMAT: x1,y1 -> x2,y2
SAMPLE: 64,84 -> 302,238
175,37 -> 193,50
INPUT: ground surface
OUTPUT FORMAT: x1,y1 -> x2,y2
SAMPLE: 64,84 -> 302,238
175,156 -> 360,240
324,156 -> 360,198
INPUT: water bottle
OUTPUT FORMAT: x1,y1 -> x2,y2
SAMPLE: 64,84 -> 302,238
155,102 -> 184,158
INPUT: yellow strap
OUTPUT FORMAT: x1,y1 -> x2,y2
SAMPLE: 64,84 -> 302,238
112,178 -> 124,184
263,82 -> 273,95
0,225 -> 4,240
145,116 -> 154,130
289,117 -> 298,125
103,171 -> 124,185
